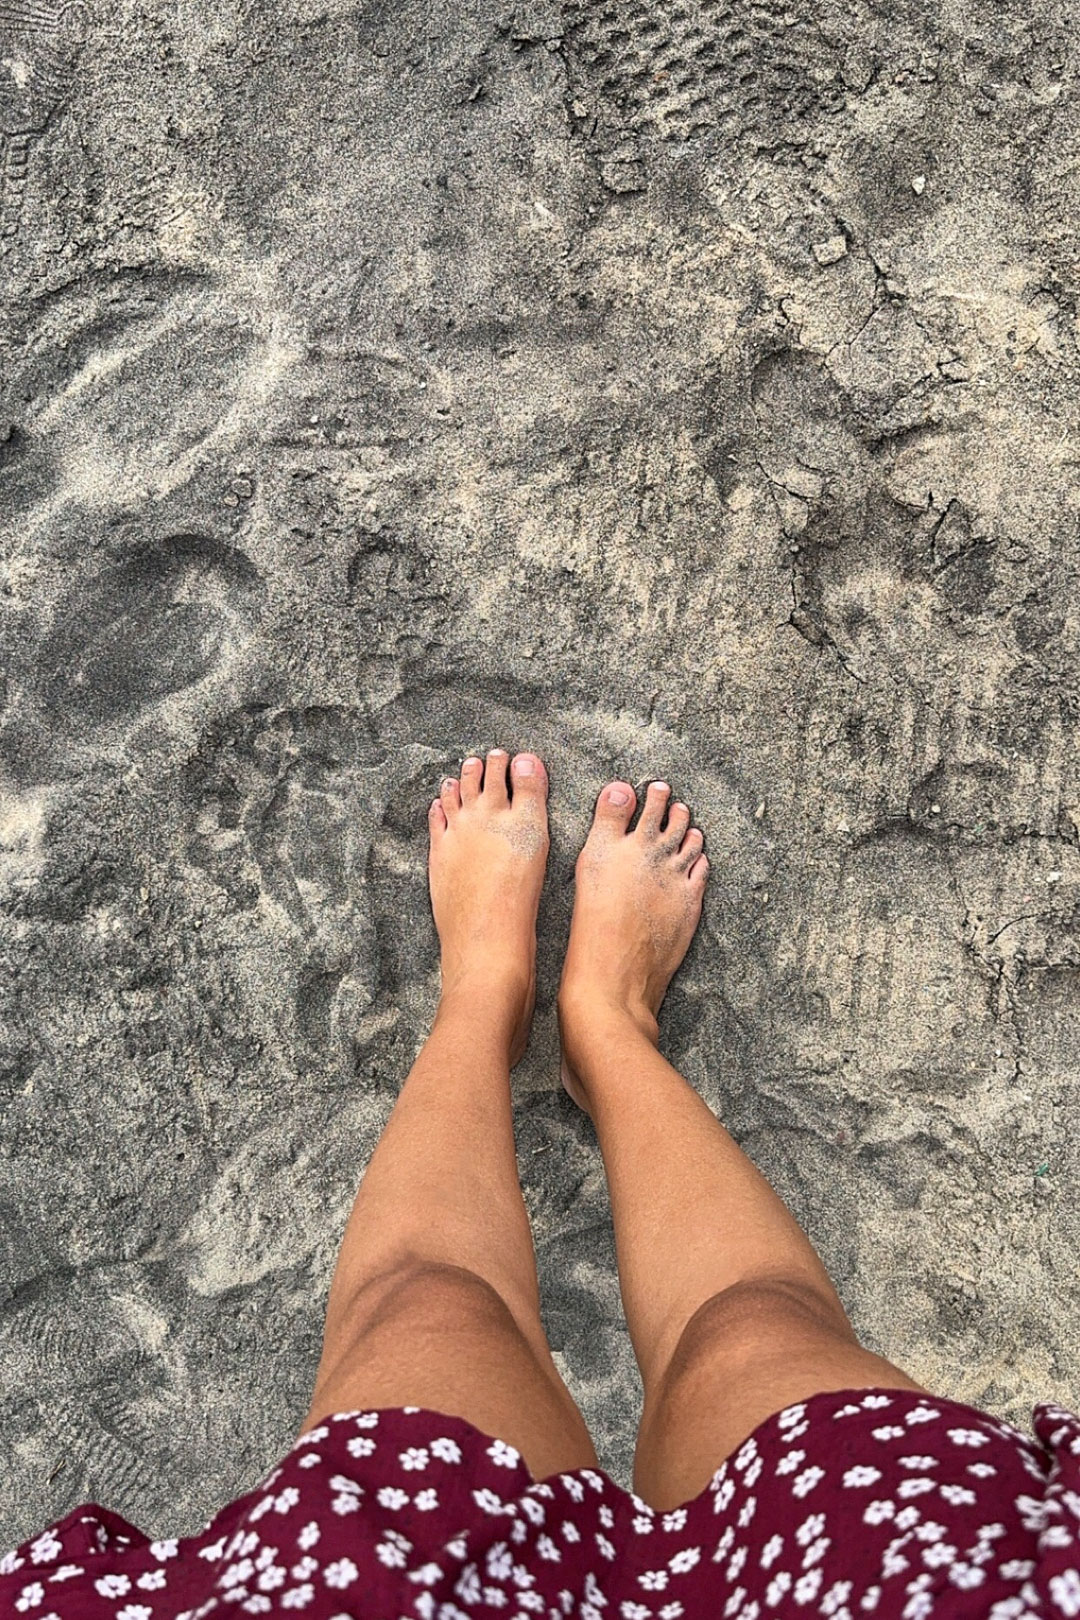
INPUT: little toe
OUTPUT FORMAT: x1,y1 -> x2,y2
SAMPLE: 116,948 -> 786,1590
638,780 -> 671,837
663,799 -> 691,846
460,756 -> 484,803
591,780 -> 637,835
440,775 -> 462,816
429,797 -> 448,835
689,851 -> 710,888
511,752 -> 548,806
484,748 -> 510,807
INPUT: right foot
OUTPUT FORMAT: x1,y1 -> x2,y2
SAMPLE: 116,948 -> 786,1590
557,781 -> 709,1110
428,747 -> 550,1066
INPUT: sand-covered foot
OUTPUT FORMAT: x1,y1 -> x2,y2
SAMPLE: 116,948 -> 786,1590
428,747 -> 550,1066
557,780 -> 708,1109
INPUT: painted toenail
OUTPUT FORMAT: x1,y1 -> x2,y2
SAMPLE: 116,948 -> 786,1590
607,786 -> 631,805
514,756 -> 536,776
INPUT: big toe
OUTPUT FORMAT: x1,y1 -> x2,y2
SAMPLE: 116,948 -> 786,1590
511,753 -> 548,806
591,780 -> 637,835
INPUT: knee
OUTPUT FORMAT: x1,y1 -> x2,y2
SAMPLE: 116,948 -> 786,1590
660,1277 -> 856,1398
348,1258 -> 522,1347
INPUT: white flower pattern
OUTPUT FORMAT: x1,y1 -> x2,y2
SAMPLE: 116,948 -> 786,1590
0,1395 -> 1076,1620
760,1535 -> 784,1569
95,1575 -> 131,1597
1050,1569 -> 1080,1616
488,1440 -> 521,1469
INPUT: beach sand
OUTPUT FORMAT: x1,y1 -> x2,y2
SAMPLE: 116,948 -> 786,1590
1,0 -> 1078,1543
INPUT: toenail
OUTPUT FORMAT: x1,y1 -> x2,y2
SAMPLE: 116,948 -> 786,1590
463,756 -> 482,769
607,786 -> 631,805
441,777 -> 456,792
514,756 -> 536,776
653,781 -> 670,794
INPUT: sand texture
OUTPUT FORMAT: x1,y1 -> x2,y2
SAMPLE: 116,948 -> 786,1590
2,0 -> 1080,1546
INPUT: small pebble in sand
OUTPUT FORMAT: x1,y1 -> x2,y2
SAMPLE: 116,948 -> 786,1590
912,174 -> 927,194
812,235 -> 847,265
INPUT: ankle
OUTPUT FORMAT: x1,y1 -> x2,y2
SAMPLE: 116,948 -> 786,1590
437,967 -> 530,1037
557,986 -> 660,1063
440,948 -> 531,1000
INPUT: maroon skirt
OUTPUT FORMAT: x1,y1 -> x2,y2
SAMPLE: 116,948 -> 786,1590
3,1388 -> 1080,1620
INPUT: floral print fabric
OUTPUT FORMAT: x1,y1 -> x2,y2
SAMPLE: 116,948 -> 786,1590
5,1388 -> 1080,1620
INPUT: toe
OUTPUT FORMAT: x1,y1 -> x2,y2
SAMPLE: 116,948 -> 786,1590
678,826 -> 704,871
689,850 -> 710,888
483,748 -> 510,806
440,774 -> 462,816
591,780 -> 637,835
510,752 -> 548,806
664,800 -> 691,846
460,755 -> 484,803
638,780 -> 671,837
429,797 -> 447,835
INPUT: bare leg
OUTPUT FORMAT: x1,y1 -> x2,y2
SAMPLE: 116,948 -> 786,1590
557,780 -> 923,1510
302,748 -> 597,1481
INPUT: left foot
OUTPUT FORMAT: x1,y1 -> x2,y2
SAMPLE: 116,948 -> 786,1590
428,748 -> 550,1065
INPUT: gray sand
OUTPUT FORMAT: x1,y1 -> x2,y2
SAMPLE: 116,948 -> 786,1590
2,0 -> 1079,1546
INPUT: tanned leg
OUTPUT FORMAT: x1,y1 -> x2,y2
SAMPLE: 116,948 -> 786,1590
557,779 -> 923,1510
302,748 -> 597,1482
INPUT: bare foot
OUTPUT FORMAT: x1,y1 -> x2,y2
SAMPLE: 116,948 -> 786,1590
428,748 -> 550,1066
557,780 -> 709,1110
